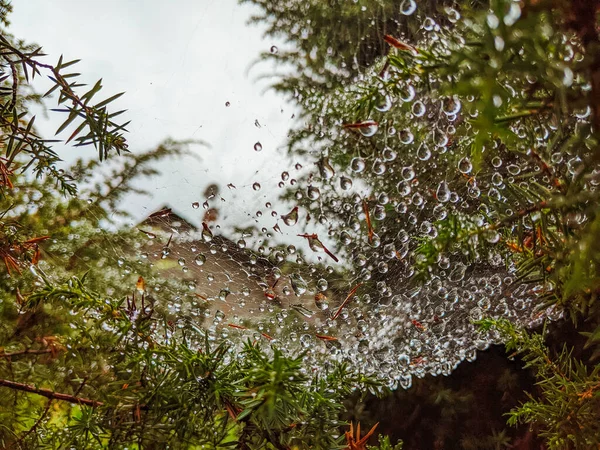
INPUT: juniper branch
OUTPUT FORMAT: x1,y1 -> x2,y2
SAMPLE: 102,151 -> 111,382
0,378 -> 103,407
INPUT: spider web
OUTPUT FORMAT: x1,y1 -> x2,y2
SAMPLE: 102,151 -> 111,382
38,0 -> 575,391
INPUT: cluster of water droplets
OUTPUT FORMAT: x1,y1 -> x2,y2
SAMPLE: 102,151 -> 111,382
119,1 -> 594,390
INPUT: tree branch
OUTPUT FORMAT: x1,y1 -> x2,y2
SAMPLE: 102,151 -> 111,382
0,378 -> 103,407
0,348 -> 56,358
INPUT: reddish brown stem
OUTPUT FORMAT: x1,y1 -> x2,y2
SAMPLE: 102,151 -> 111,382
332,283 -> 362,321
0,378 -> 103,407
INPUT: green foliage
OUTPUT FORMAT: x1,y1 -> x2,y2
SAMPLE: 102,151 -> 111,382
368,435 -> 403,450
482,319 -> 600,449
0,24 -> 130,196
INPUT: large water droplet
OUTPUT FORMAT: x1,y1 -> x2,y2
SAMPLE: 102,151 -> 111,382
290,273 -> 308,296
417,145 -> 432,161
399,129 -> 414,144
315,293 -> 329,310
350,157 -> 366,173
458,157 -> 473,174
359,122 -> 379,137
412,101 -> 426,117
340,176 -> 353,190
375,92 -> 392,112
316,278 -> 328,291
436,181 -> 451,203
400,0 -> 417,15
318,157 -> 335,179
307,186 -> 321,200
281,206 -> 299,226
201,223 -> 213,243
442,96 -> 461,115
401,166 -> 416,181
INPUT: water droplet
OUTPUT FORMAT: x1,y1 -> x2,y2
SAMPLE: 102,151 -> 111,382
458,157 -> 473,174
307,186 -> 320,200
445,7 -> 461,23
350,157 -> 366,173
252,182 -> 261,191
485,230 -> 501,243
358,340 -> 370,353
201,223 -> 213,243
372,159 -> 386,175
401,166 -> 416,181
192,202 -> 200,209
194,254 -> 206,266
375,93 -> 392,112
340,176 -> 353,190
318,157 -> 335,179
436,181 -> 451,203
400,0 -> 417,15
423,17 -> 436,31
282,206 -> 299,226
486,13 -> 500,29
270,45 -> 278,54
290,273 -> 308,296
254,142 -> 262,152
507,164 -> 520,175
382,147 -> 397,161
412,101 -> 426,117
359,122 -> 379,137
316,278 -> 328,291
417,145 -> 432,161
504,2 -> 521,26
300,334 -> 312,348
315,293 -> 329,310
399,84 -> 416,102
397,181 -> 412,196
442,96 -> 461,115
225,101 -> 230,107
399,129 -> 414,144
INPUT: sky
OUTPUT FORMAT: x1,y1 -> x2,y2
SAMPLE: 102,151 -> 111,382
9,0 -> 302,232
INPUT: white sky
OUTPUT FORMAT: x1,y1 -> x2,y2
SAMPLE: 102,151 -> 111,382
10,0 -> 303,233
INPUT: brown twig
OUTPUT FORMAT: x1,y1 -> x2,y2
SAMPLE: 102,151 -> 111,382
0,348 -> 56,358
332,283 -> 363,321
0,378 -> 103,407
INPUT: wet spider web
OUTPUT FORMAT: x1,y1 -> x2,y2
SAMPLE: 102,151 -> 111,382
39,0 -> 579,391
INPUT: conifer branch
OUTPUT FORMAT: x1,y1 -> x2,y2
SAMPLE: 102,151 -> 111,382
0,348 -> 56,358
0,378 -> 103,407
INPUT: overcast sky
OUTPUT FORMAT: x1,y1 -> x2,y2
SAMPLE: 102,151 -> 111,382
10,0 -> 303,234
